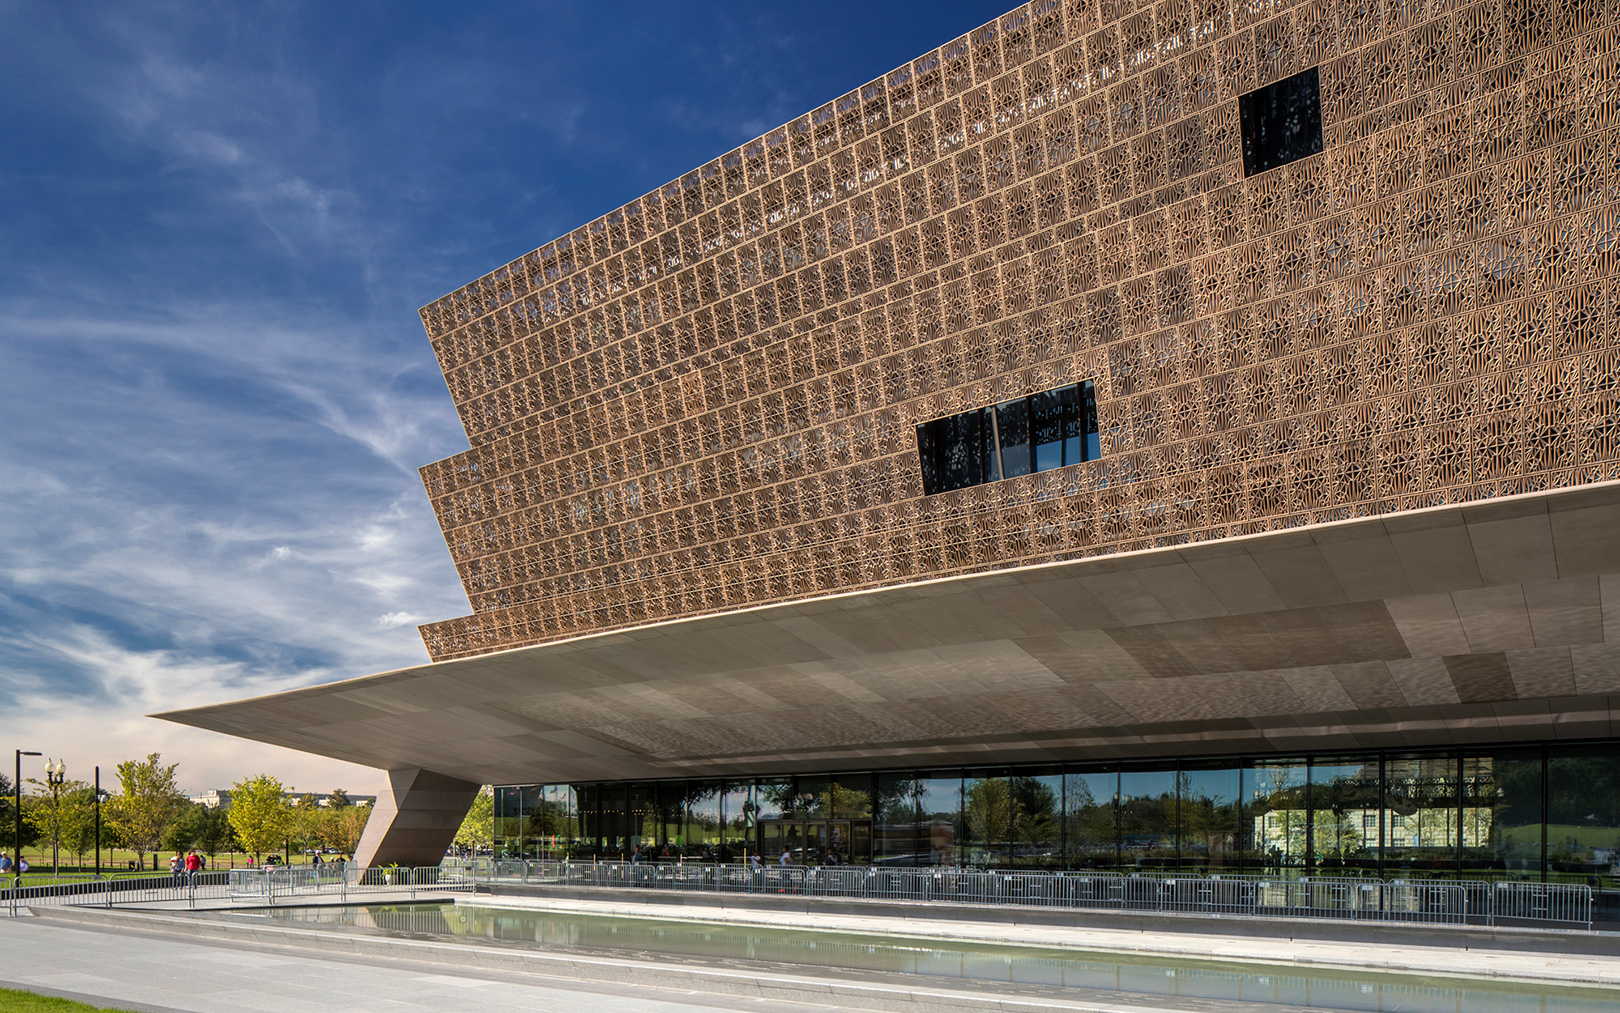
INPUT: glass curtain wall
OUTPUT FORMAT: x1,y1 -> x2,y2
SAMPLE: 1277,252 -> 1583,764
875,772 -> 923,865
917,771 -> 962,867
1547,745 -> 1620,890
1310,756 -> 1380,876
1464,750 -> 1542,879
963,768 -> 1010,867
1385,754 -> 1460,878
1243,757 -> 1307,872
687,781 -> 722,860
755,778 -> 792,861
721,781 -> 754,861
1009,768 -> 1064,868
1120,767 -> 1177,871
493,786 -> 523,860
497,741 -> 1618,893
1178,763 -> 1240,873
1064,767 -> 1118,869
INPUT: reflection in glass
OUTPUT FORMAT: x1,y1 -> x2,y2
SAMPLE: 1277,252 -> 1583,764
1244,758 -> 1307,872
831,774 -> 874,820
1009,769 -> 1063,868
964,768 -> 1011,867
1464,751 -> 1542,881
686,780 -> 722,859
781,821 -> 805,862
917,382 -> 1098,495
917,771 -> 962,867
491,786 -> 515,860
1310,756 -> 1379,876
1178,765 -> 1240,873
1239,66 -> 1324,177
627,784 -> 658,857
917,407 -> 998,494
874,773 -> 922,866
530,785 -> 578,860
1031,384 -> 1082,472
754,779 -> 791,821
1548,745 -> 1620,894
996,398 -> 1031,478
796,776 -> 831,818
515,742 -> 1620,890
1120,767 -> 1177,870
1385,754 -> 1460,878
585,783 -> 627,859
1064,767 -> 1118,869
721,781 -> 754,862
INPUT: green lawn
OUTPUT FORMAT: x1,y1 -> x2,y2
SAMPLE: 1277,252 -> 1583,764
0,987 -> 143,1012
9,845 -> 292,875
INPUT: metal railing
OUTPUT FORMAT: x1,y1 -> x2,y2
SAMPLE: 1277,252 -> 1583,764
3,864 -> 471,915
6,860 -> 1592,930
469,860 -> 1593,929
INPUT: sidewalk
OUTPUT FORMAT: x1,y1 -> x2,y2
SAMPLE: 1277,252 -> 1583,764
455,893 -> 1620,986
6,906 -> 1290,1013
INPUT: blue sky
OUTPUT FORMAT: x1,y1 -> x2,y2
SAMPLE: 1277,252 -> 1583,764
0,0 -> 1012,792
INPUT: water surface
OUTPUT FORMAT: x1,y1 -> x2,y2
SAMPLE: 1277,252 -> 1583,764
226,902 -> 1618,1013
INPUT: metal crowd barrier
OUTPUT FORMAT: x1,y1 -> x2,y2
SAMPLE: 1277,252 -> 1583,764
5,860 -> 1591,930
468,860 -> 1594,930
3,864 -> 471,915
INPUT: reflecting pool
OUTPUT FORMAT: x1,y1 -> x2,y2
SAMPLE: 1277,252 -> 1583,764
225,902 -> 1617,1013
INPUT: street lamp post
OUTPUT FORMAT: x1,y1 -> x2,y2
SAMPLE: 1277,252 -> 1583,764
13,750 -> 41,898
44,759 -> 66,876
95,765 -> 106,879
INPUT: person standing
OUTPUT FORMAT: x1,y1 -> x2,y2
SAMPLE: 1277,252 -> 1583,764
185,850 -> 201,886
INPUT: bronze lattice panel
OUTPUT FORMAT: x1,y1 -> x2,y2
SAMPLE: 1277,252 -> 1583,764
412,0 -> 1620,662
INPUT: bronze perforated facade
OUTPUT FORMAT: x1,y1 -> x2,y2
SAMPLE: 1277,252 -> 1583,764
414,0 -> 1620,663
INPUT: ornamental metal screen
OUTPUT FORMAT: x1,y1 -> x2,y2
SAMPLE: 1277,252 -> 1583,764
415,0 -> 1620,661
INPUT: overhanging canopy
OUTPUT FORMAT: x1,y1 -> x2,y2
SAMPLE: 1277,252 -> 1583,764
157,483 -> 1620,785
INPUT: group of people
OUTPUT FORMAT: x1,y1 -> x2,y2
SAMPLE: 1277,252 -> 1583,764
168,850 -> 206,884
0,854 -> 27,875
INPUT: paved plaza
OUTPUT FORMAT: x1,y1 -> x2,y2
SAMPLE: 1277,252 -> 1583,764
0,916 -> 737,1013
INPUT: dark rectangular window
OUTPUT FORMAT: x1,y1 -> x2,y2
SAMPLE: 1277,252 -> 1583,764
918,381 -> 1098,495
1238,66 -> 1322,177
996,398 -> 1032,478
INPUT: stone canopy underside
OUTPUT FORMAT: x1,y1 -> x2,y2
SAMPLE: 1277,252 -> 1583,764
157,483 -> 1620,785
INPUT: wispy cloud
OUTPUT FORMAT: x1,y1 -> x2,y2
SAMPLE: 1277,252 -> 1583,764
0,0 -> 1009,792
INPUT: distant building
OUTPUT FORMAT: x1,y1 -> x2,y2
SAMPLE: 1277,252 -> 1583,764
187,790 -> 373,809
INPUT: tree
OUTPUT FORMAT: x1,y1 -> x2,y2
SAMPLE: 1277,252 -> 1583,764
227,775 -> 292,863
322,803 -> 369,858
2,772 -> 41,861
290,793 -> 323,855
162,802 -> 209,855
454,786 -> 494,853
193,805 -> 236,864
24,777 -> 94,875
61,786 -> 100,867
965,777 -> 1018,864
109,753 -> 186,872
327,788 -> 351,808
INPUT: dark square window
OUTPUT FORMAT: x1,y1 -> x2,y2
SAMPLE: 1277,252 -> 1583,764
1238,67 -> 1322,177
